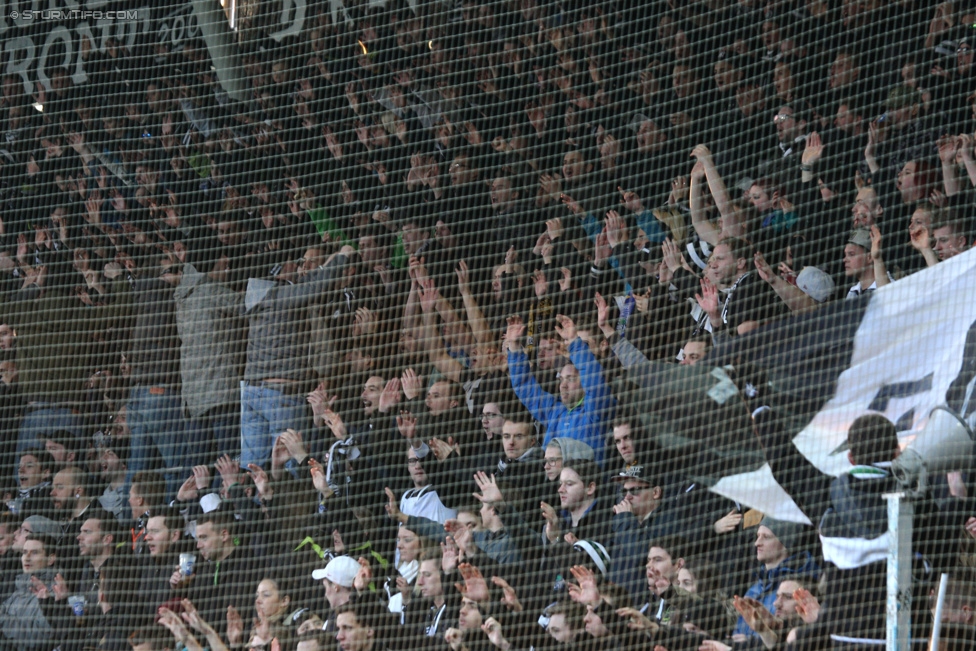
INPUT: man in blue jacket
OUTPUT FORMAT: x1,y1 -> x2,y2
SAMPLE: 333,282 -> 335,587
503,313 -> 614,466
732,515 -> 819,642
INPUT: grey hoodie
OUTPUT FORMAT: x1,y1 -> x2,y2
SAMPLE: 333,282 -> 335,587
243,254 -> 347,383
0,570 -> 56,650
174,265 -> 245,417
546,437 -> 596,463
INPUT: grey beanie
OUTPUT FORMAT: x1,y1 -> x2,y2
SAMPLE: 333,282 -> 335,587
759,515 -> 807,552
547,437 -> 596,463
24,515 -> 61,539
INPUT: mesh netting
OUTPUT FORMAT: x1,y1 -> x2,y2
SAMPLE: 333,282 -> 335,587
2,1 -> 976,650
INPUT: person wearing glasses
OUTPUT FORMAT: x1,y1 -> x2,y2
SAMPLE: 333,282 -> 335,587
608,465 -> 665,601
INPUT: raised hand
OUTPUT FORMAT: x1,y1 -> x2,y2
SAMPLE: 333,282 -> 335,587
618,186 -> 643,213
568,565 -> 601,606
29,575 -> 50,600
594,292 -> 610,329
401,368 -> 422,400
246,464 -> 270,501
158,607 -> 193,644
379,378 -> 402,412
661,238 -> 685,273
473,471 -> 504,503
754,251 -> 774,284
690,143 -> 714,163
910,222 -> 932,252
214,455 -> 240,489
938,135 -> 960,165
309,459 -> 331,496
396,411 -> 417,439
279,428 -> 308,461
870,224 -> 883,261
505,314 -> 525,346
456,563 -> 490,603
456,259 -> 471,294
429,437 -> 458,461
321,409 -> 348,440
546,217 -> 564,241
492,576 -> 523,612
224,604 -> 244,646
802,132 -> 823,168
605,210 -> 629,248
793,587 -> 821,624
560,193 -> 583,216
559,267 -> 572,291
532,269 -> 548,298
270,433 -> 291,475
192,465 -> 211,491
384,487 -> 407,523
616,607 -> 659,633
177,474 -> 199,502
419,277 -> 439,314
442,535 -> 459,573
959,133 -> 974,162
541,501 -> 561,542
482,617 -> 510,650
554,314 -> 577,344
695,278 -> 720,320
593,230 -> 611,266
733,595 -> 782,635
444,627 -> 465,651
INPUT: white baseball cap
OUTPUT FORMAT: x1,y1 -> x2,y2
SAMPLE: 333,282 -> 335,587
311,555 -> 359,587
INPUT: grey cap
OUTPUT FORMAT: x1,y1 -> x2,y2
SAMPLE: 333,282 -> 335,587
796,266 -> 835,303
23,515 -> 60,538
848,228 -> 872,250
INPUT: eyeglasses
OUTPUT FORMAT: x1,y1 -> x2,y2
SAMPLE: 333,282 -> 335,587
773,113 -> 794,124
406,458 -> 422,466
481,412 -> 503,421
621,486 -> 650,496
543,458 -> 562,467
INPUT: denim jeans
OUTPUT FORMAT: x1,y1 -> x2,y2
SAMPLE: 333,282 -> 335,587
240,382 -> 308,469
17,406 -> 82,456
184,404 -> 240,469
126,385 -> 186,501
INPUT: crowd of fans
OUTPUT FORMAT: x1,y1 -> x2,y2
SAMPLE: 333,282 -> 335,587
2,0 -> 976,650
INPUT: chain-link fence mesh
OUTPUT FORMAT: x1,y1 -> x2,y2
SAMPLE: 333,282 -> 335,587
1,1 -> 976,650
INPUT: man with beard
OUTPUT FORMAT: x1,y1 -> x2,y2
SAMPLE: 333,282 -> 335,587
48,466 -> 95,578
75,510 -> 123,611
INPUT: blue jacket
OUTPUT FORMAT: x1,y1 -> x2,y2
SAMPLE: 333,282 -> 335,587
508,337 -> 614,465
732,550 -> 819,639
